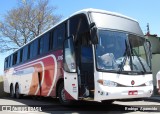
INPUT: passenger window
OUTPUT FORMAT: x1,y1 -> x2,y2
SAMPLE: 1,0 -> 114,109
20,49 -> 23,63
30,40 -> 39,59
30,42 -> 34,59
39,37 -> 43,54
43,33 -> 49,53
28,45 -> 30,59
33,40 -> 38,57
49,32 -> 53,50
13,52 -> 18,65
23,46 -> 28,61
53,23 -> 66,49
4,58 -> 8,69
8,56 -> 10,68
17,51 -> 20,64
10,55 -> 13,67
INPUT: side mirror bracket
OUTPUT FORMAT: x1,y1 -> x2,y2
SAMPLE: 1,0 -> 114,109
90,22 -> 99,44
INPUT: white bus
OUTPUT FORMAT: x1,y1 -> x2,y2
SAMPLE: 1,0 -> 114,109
3,8 -> 153,105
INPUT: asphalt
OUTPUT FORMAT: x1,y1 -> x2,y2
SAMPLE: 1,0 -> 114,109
145,95 -> 160,102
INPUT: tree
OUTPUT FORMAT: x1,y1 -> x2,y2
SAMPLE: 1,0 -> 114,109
0,0 -> 61,52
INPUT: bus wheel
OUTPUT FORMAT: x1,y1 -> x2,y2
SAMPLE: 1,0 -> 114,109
58,82 -> 72,105
101,100 -> 114,105
10,85 -> 15,98
15,84 -> 22,99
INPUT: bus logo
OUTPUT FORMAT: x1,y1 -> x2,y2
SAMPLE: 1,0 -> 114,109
131,80 -> 135,85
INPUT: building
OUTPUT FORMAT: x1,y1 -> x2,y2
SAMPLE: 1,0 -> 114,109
145,33 -> 160,95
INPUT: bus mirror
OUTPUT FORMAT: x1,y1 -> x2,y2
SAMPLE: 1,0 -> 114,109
90,27 -> 98,44
89,22 -> 96,29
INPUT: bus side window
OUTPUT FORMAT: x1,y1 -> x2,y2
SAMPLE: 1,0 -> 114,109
28,44 -> 30,59
20,49 -> 23,63
51,29 -> 54,50
4,58 -> 8,69
8,56 -> 10,68
43,33 -> 49,53
59,23 -> 66,48
38,34 -> 49,55
17,51 -> 20,64
30,42 -> 34,59
53,23 -> 66,49
39,37 -> 43,54
22,46 -> 28,62
49,31 -> 53,50
10,55 -> 13,67
13,52 -> 18,65
33,40 -> 38,57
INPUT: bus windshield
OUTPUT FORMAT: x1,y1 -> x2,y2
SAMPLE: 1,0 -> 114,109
95,30 -> 151,73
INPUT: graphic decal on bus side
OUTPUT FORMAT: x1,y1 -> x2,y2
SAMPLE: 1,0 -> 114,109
14,54 -> 58,96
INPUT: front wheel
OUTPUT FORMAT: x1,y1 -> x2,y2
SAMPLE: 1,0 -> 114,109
58,82 -> 73,105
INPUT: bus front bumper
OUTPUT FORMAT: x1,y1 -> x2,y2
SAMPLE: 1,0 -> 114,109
94,86 -> 153,101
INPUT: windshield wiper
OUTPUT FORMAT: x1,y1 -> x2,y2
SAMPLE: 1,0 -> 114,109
118,39 -> 130,74
132,49 -> 146,74
128,37 -> 146,74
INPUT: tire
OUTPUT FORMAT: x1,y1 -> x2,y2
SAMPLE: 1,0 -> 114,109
58,82 -> 72,105
10,85 -> 15,98
15,84 -> 22,99
101,100 -> 114,105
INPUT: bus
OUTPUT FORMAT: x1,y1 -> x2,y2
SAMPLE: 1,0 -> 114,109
3,8 -> 153,105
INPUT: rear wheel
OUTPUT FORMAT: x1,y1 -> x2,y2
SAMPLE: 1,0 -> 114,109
58,82 -> 73,105
10,85 -> 15,98
15,84 -> 22,99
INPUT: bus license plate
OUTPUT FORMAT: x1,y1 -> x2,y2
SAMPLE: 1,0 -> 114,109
128,90 -> 138,95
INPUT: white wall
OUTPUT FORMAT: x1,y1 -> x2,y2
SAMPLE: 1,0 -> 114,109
152,54 -> 160,94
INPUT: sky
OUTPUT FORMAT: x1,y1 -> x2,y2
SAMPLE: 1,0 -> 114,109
0,0 -> 160,75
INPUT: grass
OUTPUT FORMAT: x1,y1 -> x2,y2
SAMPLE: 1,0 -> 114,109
0,76 -> 8,97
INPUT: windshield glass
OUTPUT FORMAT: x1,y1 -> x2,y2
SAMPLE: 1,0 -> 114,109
95,30 -> 151,73
128,34 -> 151,72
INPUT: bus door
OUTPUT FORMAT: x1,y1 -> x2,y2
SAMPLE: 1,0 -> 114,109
63,37 -> 78,100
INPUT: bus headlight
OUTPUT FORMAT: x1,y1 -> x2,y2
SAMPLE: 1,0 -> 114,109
97,80 -> 117,87
145,80 -> 153,86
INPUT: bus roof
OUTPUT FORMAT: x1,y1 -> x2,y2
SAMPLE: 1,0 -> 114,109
6,8 -> 138,57
71,8 -> 137,22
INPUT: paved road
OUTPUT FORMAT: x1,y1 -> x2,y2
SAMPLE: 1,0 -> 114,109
0,96 -> 160,114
